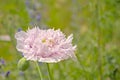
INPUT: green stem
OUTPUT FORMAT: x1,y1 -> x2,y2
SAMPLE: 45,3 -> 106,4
95,0 -> 103,79
35,62 -> 43,80
24,71 -> 28,80
46,63 -> 53,80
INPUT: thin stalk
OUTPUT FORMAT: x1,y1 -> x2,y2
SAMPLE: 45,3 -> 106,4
46,63 -> 53,80
24,71 -> 28,80
95,0 -> 103,80
35,62 -> 43,80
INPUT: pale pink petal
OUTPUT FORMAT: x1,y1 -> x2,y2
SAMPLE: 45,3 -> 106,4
15,31 -> 27,41
15,27 -> 77,63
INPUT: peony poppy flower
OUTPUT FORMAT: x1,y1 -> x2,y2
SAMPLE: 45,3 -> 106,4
15,27 -> 76,63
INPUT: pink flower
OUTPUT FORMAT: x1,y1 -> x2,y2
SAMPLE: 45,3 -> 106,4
15,27 -> 76,63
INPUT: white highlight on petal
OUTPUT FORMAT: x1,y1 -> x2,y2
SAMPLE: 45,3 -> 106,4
66,34 -> 73,43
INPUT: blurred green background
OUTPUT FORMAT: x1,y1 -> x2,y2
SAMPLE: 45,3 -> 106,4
0,0 -> 120,80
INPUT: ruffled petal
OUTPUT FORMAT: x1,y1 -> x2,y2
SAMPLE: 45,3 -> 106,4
15,31 -> 27,41
15,27 -> 77,63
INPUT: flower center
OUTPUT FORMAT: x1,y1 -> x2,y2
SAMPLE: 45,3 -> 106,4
42,38 -> 55,47
42,39 -> 46,43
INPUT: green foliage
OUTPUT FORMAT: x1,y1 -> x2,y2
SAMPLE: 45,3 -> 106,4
0,0 -> 120,80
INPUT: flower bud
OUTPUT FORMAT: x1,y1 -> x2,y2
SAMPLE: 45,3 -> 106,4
17,57 -> 29,71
